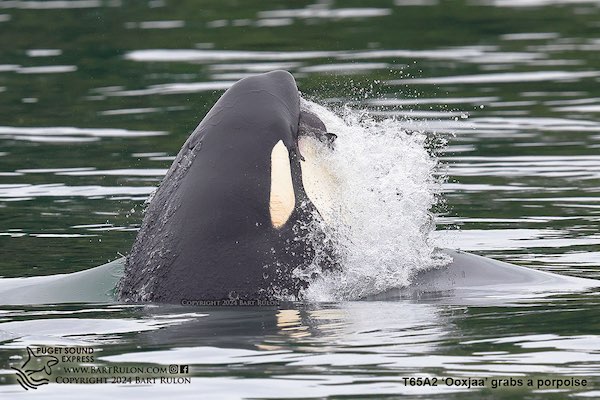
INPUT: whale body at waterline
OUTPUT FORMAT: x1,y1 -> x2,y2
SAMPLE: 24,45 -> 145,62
0,250 -> 597,305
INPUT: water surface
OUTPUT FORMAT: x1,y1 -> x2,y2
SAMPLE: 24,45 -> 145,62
1,0 -> 600,398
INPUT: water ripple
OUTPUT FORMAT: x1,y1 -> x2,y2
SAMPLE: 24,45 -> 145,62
393,70 -> 600,85
0,184 -> 155,199
257,8 -> 392,19
0,126 -> 166,141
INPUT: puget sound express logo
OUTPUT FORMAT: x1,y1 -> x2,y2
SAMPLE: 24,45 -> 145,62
11,347 -> 58,390
11,346 -> 191,391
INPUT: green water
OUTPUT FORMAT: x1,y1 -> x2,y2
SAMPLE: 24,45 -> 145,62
1,0 -> 600,398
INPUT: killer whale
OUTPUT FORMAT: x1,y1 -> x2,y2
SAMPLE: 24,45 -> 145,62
0,70 -> 597,306
116,70 -> 337,303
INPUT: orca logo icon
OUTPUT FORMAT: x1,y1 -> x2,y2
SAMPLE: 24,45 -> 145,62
12,347 -> 58,390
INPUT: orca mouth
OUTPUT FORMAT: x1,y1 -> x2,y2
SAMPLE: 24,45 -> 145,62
298,110 -> 337,149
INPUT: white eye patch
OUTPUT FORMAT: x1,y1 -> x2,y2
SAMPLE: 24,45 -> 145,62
269,140 -> 295,229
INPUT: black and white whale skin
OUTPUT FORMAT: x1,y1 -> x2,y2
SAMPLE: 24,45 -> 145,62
1,71 -> 597,306
116,70 -> 336,303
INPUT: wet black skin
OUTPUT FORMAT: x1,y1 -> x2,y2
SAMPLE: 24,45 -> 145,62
117,71 -> 336,303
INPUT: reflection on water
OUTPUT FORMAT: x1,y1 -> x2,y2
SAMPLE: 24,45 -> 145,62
1,0 -> 600,397
2,296 -> 600,398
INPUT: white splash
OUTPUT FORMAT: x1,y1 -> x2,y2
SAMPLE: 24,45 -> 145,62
299,99 -> 450,301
